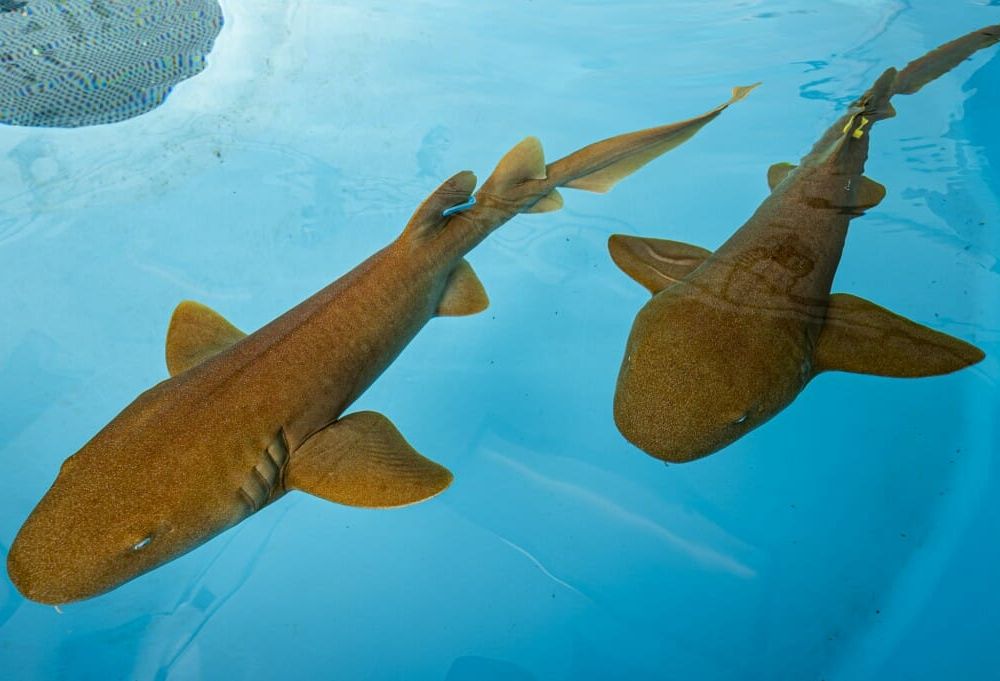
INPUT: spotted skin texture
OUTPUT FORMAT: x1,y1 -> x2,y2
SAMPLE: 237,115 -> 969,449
7,88 -> 753,604
611,26 -> 997,463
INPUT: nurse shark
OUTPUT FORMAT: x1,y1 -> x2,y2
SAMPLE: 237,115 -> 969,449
7,85 -> 756,604
610,26 -> 997,463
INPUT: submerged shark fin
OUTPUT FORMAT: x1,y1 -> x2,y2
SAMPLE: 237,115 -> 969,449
892,25 -> 1000,96
553,84 -> 760,194
767,161 -> 884,208
166,301 -> 247,376
608,234 -> 712,294
814,293 -> 984,377
491,136 -> 548,187
404,170 -> 478,240
436,259 -> 489,316
852,175 -> 887,211
525,188 -> 564,213
286,411 -> 453,508
767,162 -> 797,190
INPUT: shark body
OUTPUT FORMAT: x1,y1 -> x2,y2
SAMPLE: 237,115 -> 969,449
610,26 -> 997,463
7,86 -> 756,604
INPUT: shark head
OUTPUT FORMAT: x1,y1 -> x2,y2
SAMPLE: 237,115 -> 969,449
7,408 -> 230,604
612,290 -> 809,463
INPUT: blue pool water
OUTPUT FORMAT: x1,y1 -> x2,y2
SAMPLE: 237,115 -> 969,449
1,1 -> 998,679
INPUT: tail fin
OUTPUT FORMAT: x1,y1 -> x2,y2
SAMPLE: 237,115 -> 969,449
474,84 -> 758,209
548,84 -> 759,193
893,25 -> 1000,95
807,24 -> 1000,160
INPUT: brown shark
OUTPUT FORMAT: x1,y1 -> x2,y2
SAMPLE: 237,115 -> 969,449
610,26 -> 997,463
6,85 -> 756,604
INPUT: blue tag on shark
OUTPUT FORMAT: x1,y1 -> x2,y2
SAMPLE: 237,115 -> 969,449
442,196 -> 477,217
0,0 -> 223,128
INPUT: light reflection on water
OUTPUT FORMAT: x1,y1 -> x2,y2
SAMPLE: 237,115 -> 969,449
1,1 -> 998,680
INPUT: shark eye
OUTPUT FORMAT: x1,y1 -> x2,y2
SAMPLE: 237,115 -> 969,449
132,536 -> 153,551
733,413 -> 750,426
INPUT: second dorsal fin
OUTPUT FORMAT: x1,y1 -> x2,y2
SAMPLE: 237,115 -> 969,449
489,136 -> 548,188
767,162 -> 797,190
166,301 -> 246,376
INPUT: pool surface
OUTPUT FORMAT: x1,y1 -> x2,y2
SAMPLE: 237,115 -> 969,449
1,1 -> 998,679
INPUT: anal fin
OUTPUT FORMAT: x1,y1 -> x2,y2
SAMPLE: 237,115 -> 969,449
436,259 -> 489,316
525,189 -> 564,213
814,293 -> 984,377
286,412 -> 453,508
608,234 -> 712,294
166,301 -> 247,376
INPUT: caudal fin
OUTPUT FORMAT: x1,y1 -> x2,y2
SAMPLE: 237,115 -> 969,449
473,85 -> 759,210
812,25 -> 1000,154
548,84 -> 759,193
892,25 -> 1000,95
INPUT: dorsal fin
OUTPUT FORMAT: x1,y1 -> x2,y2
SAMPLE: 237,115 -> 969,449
767,162 -> 796,190
403,170 -> 478,240
436,259 -> 489,316
488,136 -> 548,188
608,234 -> 712,294
166,301 -> 246,376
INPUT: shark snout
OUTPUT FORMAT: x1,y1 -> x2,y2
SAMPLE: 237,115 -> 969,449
7,524 -> 95,605
612,382 -> 745,463
6,493 -> 149,605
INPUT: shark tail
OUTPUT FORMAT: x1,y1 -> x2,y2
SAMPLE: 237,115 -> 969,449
789,24 -> 1000,204
850,24 -> 1000,135
840,25 -> 1000,143
893,24 -> 1000,96
476,84 -> 760,214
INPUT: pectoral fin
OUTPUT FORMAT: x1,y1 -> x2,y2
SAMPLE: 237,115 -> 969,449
814,293 -> 984,377
608,234 -> 712,294
166,301 -> 247,376
436,259 -> 489,316
286,412 -> 453,508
